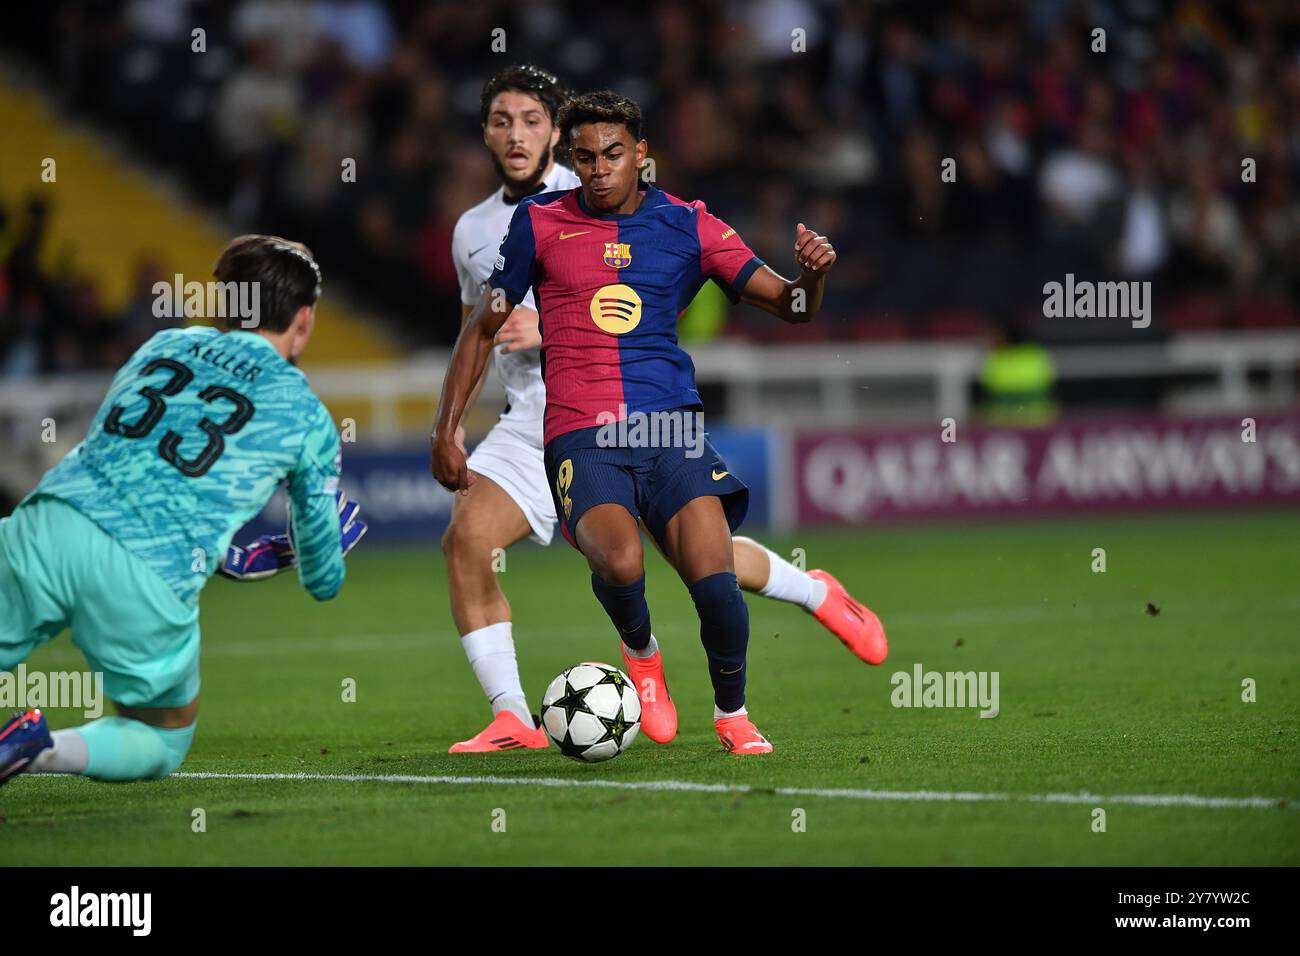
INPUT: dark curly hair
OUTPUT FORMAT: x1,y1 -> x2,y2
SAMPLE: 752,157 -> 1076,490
479,63 -> 569,125
557,91 -> 643,146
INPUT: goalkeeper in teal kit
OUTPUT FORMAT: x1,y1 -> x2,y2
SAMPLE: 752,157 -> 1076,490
0,235 -> 367,784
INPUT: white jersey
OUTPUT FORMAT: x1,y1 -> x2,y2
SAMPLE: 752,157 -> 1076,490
452,163 -> 580,430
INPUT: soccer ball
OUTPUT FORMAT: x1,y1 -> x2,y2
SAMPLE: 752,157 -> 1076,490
540,662 -> 642,762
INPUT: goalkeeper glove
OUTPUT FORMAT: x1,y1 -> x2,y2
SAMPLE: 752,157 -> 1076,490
218,534 -> 296,581
220,490 -> 368,581
322,489 -> 368,558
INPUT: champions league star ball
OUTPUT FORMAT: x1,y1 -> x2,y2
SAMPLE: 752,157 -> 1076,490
540,662 -> 642,762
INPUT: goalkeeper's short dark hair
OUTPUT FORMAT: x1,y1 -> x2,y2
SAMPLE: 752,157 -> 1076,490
212,235 -> 322,333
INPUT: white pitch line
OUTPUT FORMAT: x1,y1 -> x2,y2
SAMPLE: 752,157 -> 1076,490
171,771 -> 1295,810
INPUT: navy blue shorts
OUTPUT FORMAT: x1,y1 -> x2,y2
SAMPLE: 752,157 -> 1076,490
543,414 -> 749,552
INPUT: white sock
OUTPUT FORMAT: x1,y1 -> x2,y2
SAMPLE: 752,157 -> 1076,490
29,728 -> 90,774
758,547 -> 828,612
714,704 -> 748,720
461,622 -> 531,725
623,633 -> 659,659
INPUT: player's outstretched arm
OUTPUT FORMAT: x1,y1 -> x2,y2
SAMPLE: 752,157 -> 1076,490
288,406 -> 362,600
452,303 -> 540,446
454,304 -> 490,452
740,223 -> 836,324
431,284 -> 516,493
289,487 -> 367,601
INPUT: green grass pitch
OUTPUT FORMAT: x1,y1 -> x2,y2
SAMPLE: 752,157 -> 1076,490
5,510 -> 1298,865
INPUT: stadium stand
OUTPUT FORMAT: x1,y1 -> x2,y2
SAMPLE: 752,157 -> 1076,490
1,0 -> 1295,360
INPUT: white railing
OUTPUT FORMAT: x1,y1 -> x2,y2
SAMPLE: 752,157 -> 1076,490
316,329 -> 1300,433
2,332 -> 1296,491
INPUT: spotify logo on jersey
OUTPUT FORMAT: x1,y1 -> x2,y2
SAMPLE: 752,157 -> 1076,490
590,284 -> 642,334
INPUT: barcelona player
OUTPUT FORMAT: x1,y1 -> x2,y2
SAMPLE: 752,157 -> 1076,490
433,92 -> 883,754
0,236 -> 366,784
443,67 -> 887,754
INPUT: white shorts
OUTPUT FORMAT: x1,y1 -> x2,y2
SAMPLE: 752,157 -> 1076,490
466,417 -> 556,546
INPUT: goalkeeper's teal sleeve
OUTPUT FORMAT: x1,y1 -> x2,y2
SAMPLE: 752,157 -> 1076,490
289,401 -> 346,601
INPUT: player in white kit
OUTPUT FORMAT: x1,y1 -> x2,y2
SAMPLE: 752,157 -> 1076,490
442,65 -> 887,752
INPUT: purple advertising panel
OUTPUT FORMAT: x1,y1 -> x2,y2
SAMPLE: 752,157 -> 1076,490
794,413 -> 1300,526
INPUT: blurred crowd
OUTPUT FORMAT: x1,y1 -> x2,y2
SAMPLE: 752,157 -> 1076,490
2,0 -> 1298,367
0,196 -> 180,375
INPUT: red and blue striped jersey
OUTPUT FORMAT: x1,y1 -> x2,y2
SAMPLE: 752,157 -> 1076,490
488,185 -> 763,444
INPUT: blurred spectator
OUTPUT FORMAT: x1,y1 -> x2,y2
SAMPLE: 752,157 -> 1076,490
0,196 -> 171,375
120,258 -> 182,349
314,0 -> 395,72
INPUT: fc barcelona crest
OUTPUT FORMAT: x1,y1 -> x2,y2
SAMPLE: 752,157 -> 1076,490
602,242 -> 632,269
